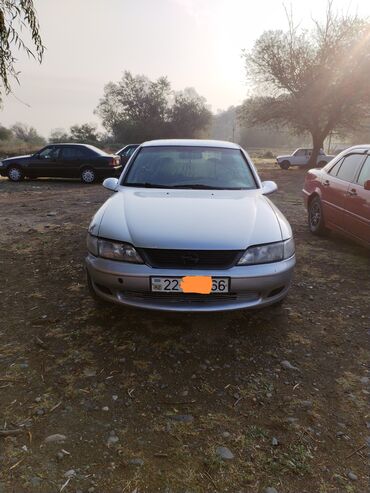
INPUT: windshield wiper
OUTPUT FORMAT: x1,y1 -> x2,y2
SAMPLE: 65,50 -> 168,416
124,182 -> 170,188
124,182 -> 245,190
170,184 -> 226,189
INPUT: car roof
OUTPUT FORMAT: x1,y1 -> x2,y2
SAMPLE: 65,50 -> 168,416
141,139 -> 240,149
341,144 -> 370,152
49,143 -> 110,155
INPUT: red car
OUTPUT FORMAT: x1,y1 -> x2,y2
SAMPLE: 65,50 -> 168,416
303,145 -> 370,247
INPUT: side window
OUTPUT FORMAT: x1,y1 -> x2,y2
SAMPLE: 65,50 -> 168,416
294,149 -> 305,156
39,147 -> 59,159
122,146 -> 136,157
61,148 -> 77,160
62,147 -> 90,160
356,155 -> 370,186
336,154 -> 365,183
126,146 -> 136,157
328,158 -> 344,176
76,147 -> 93,158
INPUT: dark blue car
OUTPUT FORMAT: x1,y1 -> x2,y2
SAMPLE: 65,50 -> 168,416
0,143 -> 122,184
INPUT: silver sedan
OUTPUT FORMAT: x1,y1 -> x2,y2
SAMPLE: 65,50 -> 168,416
86,139 -> 295,312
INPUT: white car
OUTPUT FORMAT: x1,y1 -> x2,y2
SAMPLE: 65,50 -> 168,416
276,148 -> 334,169
86,140 -> 295,312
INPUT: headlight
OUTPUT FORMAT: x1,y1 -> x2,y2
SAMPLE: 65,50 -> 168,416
238,238 -> 295,265
87,234 -> 143,263
87,234 -> 99,256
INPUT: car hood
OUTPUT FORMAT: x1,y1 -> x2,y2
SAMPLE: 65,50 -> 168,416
276,155 -> 290,160
4,154 -> 32,162
92,188 -> 288,250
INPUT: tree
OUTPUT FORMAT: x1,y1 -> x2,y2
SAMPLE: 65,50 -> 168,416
49,128 -> 70,143
0,124 -> 12,141
69,123 -> 100,144
95,72 -> 211,142
169,88 -> 212,138
11,122 -> 45,145
96,72 -> 171,142
241,2 -> 370,165
0,0 -> 44,101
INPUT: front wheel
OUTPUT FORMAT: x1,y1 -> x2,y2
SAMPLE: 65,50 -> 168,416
280,160 -> 290,170
308,196 -> 327,235
81,168 -> 96,184
7,166 -> 24,182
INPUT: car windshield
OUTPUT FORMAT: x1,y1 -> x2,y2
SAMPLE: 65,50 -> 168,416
122,146 -> 257,190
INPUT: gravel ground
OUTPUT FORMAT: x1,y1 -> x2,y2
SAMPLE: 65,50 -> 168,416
0,162 -> 369,493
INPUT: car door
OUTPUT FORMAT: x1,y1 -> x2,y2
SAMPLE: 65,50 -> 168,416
291,149 -> 306,166
31,146 -> 61,177
343,154 -> 370,244
59,146 -> 82,177
320,153 -> 365,231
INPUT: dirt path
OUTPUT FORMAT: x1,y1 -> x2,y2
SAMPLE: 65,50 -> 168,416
0,164 -> 369,493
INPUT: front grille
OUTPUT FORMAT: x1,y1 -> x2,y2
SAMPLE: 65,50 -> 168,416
122,291 -> 259,304
140,249 -> 242,269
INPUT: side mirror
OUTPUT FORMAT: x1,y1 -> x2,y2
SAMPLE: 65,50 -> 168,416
33,153 -> 40,159
103,177 -> 119,191
261,180 -> 278,195
364,180 -> 370,191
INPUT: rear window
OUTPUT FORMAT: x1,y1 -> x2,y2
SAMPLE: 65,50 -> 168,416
123,146 -> 257,190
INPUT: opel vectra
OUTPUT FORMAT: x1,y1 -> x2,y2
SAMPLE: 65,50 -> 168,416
86,140 -> 295,311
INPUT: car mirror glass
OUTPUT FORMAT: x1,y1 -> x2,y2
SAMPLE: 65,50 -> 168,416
261,180 -> 278,195
103,177 -> 119,191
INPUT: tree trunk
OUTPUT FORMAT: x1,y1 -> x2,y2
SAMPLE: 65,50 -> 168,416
308,132 -> 324,168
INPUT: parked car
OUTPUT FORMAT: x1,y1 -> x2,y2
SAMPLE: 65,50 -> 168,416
86,139 -> 296,312
116,144 -> 139,167
303,145 -> 370,247
0,143 -> 121,183
276,148 -> 334,169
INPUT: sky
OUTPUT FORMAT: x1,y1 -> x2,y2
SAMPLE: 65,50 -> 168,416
1,0 -> 370,136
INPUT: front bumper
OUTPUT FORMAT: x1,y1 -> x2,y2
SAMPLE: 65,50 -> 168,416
86,254 -> 295,312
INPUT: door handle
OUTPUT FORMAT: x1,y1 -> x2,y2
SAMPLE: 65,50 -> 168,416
323,180 -> 330,186
348,188 -> 357,196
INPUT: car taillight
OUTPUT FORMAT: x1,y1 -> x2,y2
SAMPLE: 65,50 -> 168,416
109,157 -> 118,166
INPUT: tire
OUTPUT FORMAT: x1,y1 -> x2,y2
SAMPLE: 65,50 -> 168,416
7,166 -> 24,182
308,196 -> 327,235
280,160 -> 290,170
81,167 -> 96,184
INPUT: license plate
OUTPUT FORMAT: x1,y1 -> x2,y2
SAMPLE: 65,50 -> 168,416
151,276 -> 229,294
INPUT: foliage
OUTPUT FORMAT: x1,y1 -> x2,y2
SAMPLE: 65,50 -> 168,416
0,121 -> 45,157
240,1 -> 370,164
49,124 -> 101,145
169,88 -> 212,138
49,128 -> 70,144
210,105 -> 309,149
0,0 -> 44,101
11,122 -> 44,145
69,123 -> 101,144
0,124 -> 12,140
96,71 -> 212,142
